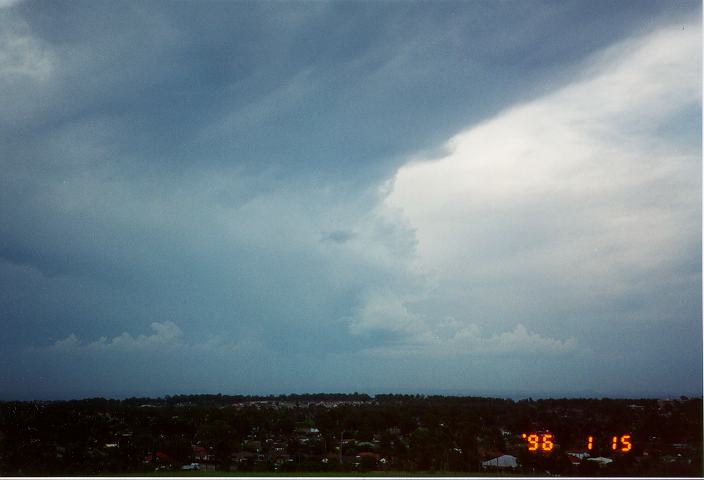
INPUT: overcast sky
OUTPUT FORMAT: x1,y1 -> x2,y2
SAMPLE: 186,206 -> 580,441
0,0 -> 701,400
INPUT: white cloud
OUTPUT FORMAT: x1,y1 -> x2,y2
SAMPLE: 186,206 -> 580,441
347,291 -> 579,357
45,321 -> 272,358
448,323 -> 578,355
0,14 -> 53,82
362,322 -> 579,358
386,22 -> 699,277
52,333 -> 80,351
349,20 -> 700,354
49,321 -> 184,353
348,291 -> 430,337
0,0 -> 22,9
0,7 -> 60,134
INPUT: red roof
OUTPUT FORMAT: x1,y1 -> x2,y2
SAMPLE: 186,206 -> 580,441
144,451 -> 175,463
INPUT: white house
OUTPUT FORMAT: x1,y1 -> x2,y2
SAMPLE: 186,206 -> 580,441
482,454 -> 519,469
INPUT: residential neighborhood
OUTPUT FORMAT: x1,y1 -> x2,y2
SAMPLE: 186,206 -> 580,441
0,394 -> 700,476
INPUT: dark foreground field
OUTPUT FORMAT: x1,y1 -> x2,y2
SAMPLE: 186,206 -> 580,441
122,470 -> 512,477
1,394 -> 701,477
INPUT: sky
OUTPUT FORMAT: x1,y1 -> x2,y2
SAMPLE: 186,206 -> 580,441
0,0 -> 701,400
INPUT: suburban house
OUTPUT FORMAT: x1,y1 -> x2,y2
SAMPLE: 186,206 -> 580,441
482,454 -> 519,469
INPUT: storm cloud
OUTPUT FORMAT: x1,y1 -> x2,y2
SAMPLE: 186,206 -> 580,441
0,0 -> 700,400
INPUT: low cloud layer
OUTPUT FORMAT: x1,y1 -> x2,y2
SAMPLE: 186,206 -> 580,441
50,321 -> 185,353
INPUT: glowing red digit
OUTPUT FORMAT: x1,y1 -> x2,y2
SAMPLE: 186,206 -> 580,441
621,434 -> 632,452
527,434 -> 539,451
611,436 -> 618,450
587,436 -> 593,450
541,433 -> 554,451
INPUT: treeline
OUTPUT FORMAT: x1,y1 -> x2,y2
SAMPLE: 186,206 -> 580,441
21,392 -> 374,408
158,392 -> 372,406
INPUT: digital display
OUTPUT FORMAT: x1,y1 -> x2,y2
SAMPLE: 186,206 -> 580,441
521,433 -> 632,453
521,433 -> 554,452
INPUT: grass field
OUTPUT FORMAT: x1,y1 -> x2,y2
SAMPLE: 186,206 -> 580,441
114,470 -> 522,477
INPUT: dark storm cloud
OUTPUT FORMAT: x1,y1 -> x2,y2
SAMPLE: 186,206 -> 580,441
0,0 -> 700,399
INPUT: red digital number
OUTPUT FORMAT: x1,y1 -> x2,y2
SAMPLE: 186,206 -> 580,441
620,434 -> 632,452
541,433 -> 554,451
522,433 -> 554,452
588,434 -> 632,452
522,433 -> 540,451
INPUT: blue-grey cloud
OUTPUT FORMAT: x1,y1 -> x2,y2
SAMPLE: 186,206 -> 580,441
0,0 -> 700,400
